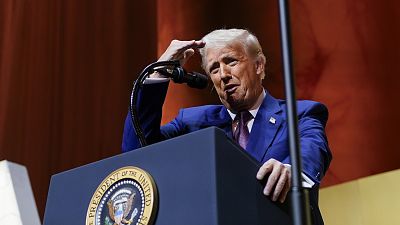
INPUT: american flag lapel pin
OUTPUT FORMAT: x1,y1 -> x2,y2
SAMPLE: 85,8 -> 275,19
269,117 -> 276,124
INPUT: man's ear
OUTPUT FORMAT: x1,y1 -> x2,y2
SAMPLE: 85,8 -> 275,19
255,56 -> 266,78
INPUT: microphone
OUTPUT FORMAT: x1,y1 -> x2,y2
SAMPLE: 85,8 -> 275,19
154,66 -> 209,89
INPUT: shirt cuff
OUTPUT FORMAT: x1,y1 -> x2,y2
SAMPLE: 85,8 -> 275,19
284,164 -> 315,188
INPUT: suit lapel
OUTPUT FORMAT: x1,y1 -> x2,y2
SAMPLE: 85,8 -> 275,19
246,92 -> 283,162
218,108 -> 233,138
204,106 -> 233,138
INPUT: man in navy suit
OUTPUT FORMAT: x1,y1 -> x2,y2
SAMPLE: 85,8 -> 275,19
122,29 -> 331,224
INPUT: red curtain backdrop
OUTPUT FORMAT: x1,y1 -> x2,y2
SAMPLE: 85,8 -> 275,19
1,0 -> 399,219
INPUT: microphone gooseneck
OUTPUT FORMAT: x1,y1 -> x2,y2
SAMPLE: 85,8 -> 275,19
130,60 -> 209,147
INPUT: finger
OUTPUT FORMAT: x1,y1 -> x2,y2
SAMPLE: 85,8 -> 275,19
174,41 -> 204,63
172,40 -> 205,54
159,40 -> 201,62
279,166 -> 292,203
185,48 -> 195,58
256,159 -> 276,180
180,49 -> 195,65
193,40 -> 206,48
188,40 -> 206,48
279,175 -> 291,203
263,163 -> 283,196
272,167 -> 290,201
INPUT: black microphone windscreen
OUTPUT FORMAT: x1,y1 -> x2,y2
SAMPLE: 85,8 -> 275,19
186,72 -> 208,89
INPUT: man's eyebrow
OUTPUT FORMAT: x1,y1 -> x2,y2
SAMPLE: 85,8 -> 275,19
222,55 -> 237,61
207,61 -> 219,72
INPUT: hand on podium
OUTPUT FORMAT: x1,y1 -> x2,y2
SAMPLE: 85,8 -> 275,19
256,158 -> 291,203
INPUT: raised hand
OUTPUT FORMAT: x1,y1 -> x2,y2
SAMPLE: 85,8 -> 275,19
158,40 -> 205,66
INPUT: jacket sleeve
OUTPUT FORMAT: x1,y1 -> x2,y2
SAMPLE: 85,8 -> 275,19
282,101 -> 332,184
122,81 -> 169,152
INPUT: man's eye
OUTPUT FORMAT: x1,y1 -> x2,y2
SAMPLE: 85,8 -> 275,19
228,60 -> 238,66
210,68 -> 219,74
225,57 -> 238,66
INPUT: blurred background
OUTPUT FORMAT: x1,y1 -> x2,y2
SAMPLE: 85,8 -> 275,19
1,0 -> 399,220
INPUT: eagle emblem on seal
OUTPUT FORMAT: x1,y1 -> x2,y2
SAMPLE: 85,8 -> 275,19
86,167 -> 158,225
107,190 -> 137,225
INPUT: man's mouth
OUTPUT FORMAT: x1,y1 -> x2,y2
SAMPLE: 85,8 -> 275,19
224,84 -> 238,94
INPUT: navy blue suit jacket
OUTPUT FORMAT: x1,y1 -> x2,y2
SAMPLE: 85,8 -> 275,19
122,81 -> 332,224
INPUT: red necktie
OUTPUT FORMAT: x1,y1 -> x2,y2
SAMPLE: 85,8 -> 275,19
233,111 -> 253,149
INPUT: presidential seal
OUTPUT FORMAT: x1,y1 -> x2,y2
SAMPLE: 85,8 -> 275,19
86,166 -> 158,225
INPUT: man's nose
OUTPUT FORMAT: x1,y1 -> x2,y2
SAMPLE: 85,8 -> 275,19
220,64 -> 231,80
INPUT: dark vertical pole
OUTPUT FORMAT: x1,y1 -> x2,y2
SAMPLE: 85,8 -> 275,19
277,0 -> 312,225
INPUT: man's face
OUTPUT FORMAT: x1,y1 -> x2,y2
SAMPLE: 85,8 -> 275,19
204,42 -> 264,112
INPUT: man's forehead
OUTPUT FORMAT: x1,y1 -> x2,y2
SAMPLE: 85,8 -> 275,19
205,43 -> 246,64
